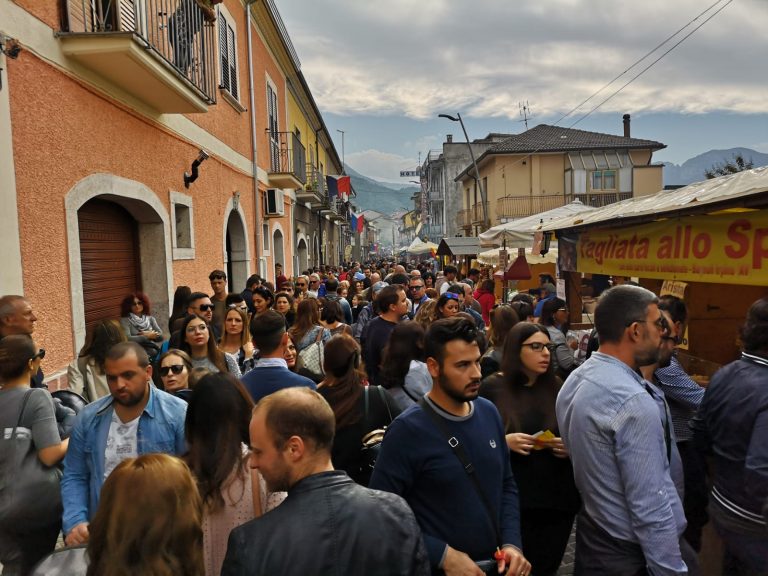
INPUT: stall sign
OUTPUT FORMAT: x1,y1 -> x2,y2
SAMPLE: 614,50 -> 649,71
573,210 -> 768,286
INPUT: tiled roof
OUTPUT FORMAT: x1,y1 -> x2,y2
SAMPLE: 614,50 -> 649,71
490,124 -> 665,154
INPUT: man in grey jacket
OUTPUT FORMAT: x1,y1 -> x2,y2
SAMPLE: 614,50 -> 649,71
221,388 -> 429,576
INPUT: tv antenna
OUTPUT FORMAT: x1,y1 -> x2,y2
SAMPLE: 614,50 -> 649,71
519,101 -> 533,130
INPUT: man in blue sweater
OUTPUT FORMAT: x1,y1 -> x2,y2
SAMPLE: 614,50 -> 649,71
242,311 -> 315,404
370,317 -> 530,576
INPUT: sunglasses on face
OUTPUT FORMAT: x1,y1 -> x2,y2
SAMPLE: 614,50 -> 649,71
522,342 -> 555,352
31,348 -> 46,361
197,304 -> 214,312
297,283 -> 306,287
159,364 -> 186,377
410,285 -> 424,290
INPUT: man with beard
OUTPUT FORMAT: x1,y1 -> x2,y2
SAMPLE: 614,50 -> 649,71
61,342 -> 187,546
556,286 -> 689,575
371,317 -> 530,576
221,388 -> 429,576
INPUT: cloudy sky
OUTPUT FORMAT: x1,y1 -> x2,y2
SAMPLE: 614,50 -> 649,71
278,0 -> 768,183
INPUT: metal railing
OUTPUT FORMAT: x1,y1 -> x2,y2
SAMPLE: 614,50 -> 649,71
268,131 -> 306,184
64,0 -> 217,104
304,163 -> 326,195
496,192 -> 633,219
472,201 -> 490,224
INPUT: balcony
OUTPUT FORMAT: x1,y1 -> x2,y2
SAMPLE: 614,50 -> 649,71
320,197 -> 346,223
60,0 -> 217,113
294,202 -> 312,225
471,201 -> 490,225
268,131 -> 306,189
456,209 -> 471,229
296,164 -> 326,207
497,192 -> 632,220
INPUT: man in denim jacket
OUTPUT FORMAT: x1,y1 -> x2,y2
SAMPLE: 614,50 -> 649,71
61,342 -> 187,545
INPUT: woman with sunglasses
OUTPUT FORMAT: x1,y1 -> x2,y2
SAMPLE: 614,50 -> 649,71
156,349 -> 193,394
539,297 -> 579,378
435,292 -> 460,319
219,307 -> 256,375
179,314 -> 240,377
480,322 -> 579,576
0,336 -> 68,575
119,292 -> 164,357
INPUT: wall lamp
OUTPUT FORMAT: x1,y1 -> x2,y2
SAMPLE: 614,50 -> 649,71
0,36 -> 22,59
184,149 -> 209,188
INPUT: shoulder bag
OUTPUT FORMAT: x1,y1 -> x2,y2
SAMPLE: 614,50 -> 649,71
359,386 -> 393,483
296,328 -> 325,382
0,389 -> 63,529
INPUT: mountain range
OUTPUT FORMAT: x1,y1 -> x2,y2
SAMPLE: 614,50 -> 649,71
663,147 -> 768,186
347,166 -> 418,216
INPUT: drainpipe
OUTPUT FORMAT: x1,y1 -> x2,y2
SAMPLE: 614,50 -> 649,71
246,1 -> 261,275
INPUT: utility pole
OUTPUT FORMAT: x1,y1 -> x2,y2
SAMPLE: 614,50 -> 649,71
336,129 -> 345,174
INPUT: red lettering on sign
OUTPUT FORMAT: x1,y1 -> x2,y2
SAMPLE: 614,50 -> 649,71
724,220 -> 750,259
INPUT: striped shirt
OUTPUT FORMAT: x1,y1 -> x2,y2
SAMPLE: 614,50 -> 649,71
556,352 -> 687,575
654,355 -> 704,442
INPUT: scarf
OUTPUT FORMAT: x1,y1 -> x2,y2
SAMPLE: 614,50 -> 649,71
128,313 -> 152,332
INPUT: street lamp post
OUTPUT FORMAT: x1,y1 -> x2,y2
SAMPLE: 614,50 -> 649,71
336,129 -> 346,174
438,113 -> 488,230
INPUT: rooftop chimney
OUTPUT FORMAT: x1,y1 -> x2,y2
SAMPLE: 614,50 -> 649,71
623,114 -> 631,138
446,134 -> 453,143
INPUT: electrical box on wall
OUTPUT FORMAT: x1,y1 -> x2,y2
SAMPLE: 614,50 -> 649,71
265,189 -> 285,216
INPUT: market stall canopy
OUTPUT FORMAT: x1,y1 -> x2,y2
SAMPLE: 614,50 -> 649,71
478,247 -> 559,266
406,237 -> 438,255
479,200 -> 597,247
540,166 -> 768,232
436,237 -> 481,256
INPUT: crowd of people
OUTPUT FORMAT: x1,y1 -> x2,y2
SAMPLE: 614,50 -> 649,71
0,260 -> 766,576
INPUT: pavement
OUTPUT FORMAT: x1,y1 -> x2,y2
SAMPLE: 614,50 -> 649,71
557,524 -> 576,575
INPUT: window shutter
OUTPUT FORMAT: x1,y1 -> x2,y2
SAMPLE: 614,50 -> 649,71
219,14 -> 230,91
227,25 -> 238,99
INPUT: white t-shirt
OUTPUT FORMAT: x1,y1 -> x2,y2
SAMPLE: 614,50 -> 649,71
103,411 -> 140,480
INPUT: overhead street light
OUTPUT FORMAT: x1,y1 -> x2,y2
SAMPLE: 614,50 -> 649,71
438,112 -> 488,229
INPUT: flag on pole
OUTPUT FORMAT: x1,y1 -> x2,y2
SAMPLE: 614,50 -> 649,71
357,212 -> 364,233
325,175 -> 338,200
337,175 -> 351,202
350,211 -> 358,231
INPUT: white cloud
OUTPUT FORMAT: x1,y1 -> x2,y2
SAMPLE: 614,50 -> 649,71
281,0 -> 768,119
346,150 -> 420,184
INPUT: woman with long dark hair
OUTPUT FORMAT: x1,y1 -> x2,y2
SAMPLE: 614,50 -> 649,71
185,374 -> 284,575
251,286 -> 274,317
379,322 -> 432,409
179,314 -> 240,377
435,292 -> 460,319
67,319 -> 127,401
289,299 -> 330,353
319,299 -> 352,337
168,285 -> 192,333
539,297 -> 578,378
317,335 -> 400,486
480,322 -> 579,576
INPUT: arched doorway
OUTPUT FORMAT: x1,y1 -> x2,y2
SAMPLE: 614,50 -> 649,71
296,238 -> 308,274
225,210 -> 248,293
78,199 -> 140,334
66,174 -> 172,353
273,228 -> 285,281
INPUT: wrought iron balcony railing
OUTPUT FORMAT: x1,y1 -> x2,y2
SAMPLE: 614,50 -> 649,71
496,192 -> 632,219
63,0 -> 217,106
456,209 -> 471,229
268,131 -> 306,187
471,201 -> 490,224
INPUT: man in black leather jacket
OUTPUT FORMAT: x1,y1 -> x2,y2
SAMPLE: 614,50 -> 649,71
221,387 -> 429,576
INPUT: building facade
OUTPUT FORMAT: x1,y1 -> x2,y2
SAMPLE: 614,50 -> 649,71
0,0 -> 344,382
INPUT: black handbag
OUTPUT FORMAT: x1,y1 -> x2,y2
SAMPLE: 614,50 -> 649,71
0,389 -> 63,529
358,386 -> 393,484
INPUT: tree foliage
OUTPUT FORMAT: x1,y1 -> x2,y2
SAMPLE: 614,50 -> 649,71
705,154 -> 754,179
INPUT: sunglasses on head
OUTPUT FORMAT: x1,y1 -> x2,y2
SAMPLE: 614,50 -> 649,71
197,304 -> 214,312
444,292 -> 460,300
227,303 -> 247,311
159,364 -> 185,377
